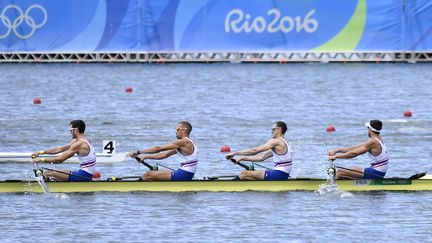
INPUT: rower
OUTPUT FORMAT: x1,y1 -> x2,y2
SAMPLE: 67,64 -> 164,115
226,121 -> 293,180
32,120 -> 97,182
328,119 -> 389,179
129,121 -> 198,181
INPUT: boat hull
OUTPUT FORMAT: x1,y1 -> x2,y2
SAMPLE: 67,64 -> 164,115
1,178 -> 432,193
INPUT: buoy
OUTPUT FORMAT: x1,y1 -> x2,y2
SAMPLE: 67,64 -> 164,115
33,98 -> 41,104
403,110 -> 412,118
92,171 -> 101,181
326,124 -> 336,132
125,87 -> 133,93
220,145 -> 231,153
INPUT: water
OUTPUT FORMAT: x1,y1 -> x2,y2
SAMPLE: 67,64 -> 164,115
0,63 -> 432,242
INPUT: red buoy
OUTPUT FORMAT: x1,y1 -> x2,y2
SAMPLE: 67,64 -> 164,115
326,124 -> 336,132
92,171 -> 101,181
33,98 -> 41,104
125,87 -> 133,93
403,110 -> 412,118
220,145 -> 231,153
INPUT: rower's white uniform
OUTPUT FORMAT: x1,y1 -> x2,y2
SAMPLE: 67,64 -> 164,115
272,138 -> 293,174
77,139 -> 97,174
363,138 -> 389,179
369,138 -> 389,172
69,139 -> 97,182
172,137 -> 198,180
265,137 -> 292,180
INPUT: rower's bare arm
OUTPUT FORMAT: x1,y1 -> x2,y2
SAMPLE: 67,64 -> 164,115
31,142 -> 73,158
140,139 -> 186,154
329,143 -> 363,155
142,150 -> 177,160
237,150 -> 273,163
34,142 -> 79,164
333,140 -> 374,159
229,140 -> 275,157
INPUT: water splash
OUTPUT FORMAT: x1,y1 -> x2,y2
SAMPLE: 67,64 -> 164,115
316,183 -> 339,195
316,183 -> 353,198
33,163 -> 70,199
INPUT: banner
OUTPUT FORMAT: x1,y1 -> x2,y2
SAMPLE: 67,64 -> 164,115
0,0 -> 430,52
404,0 -> 432,51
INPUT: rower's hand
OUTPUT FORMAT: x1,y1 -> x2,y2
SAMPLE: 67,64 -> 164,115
129,151 -> 138,158
230,158 -> 242,164
225,153 -> 235,160
328,150 -> 337,156
328,155 -> 336,161
32,158 -> 41,163
31,151 -> 40,159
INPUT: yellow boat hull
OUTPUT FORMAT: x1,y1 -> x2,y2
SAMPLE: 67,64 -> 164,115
1,178 -> 432,193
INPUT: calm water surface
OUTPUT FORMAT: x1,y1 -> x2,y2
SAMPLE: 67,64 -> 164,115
0,63 -> 431,242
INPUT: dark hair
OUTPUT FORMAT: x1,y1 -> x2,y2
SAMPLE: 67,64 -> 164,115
370,119 -> 382,134
70,120 -> 86,133
274,121 -> 287,134
178,121 -> 192,134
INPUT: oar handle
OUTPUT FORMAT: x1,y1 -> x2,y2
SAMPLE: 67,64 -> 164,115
230,159 -> 254,171
135,156 -> 157,171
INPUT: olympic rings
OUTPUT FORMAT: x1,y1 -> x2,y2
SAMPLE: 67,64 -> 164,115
0,4 -> 47,39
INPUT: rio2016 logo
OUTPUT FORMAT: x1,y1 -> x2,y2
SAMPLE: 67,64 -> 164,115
225,8 -> 318,34
0,4 -> 48,39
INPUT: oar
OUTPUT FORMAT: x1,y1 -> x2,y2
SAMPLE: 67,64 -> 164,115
107,176 -> 142,181
252,162 -> 272,170
33,163 -> 51,193
134,156 -> 158,171
204,175 -> 238,181
326,160 -> 336,188
230,158 -> 254,171
42,167 -> 94,181
156,163 -> 174,171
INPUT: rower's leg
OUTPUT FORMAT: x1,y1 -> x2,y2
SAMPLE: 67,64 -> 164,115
239,170 -> 265,180
336,166 -> 364,179
44,169 -> 71,181
141,170 -> 171,181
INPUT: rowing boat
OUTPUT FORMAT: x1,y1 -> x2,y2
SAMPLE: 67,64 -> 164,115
1,176 -> 432,193
0,152 -> 128,164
